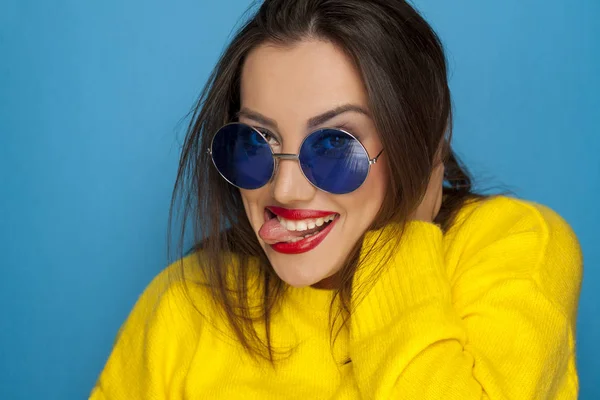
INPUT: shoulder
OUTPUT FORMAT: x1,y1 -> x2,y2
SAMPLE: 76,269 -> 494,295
114,253 -> 212,345
92,254 -> 212,397
125,251 -> 263,334
446,195 -> 583,315
449,195 -> 580,254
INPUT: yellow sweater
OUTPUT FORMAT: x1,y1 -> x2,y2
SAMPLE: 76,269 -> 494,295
90,196 -> 583,399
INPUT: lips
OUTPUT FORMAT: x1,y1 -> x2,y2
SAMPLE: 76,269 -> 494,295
270,216 -> 338,254
259,206 -> 339,254
266,206 -> 336,220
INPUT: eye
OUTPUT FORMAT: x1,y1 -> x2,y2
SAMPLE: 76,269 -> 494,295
332,124 -> 361,141
240,130 -> 268,155
314,131 -> 352,152
255,128 -> 280,146
321,132 -> 350,149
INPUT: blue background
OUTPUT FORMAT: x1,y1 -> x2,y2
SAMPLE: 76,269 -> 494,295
1,0 -> 598,398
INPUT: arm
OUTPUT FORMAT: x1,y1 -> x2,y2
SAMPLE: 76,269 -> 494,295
349,198 -> 582,399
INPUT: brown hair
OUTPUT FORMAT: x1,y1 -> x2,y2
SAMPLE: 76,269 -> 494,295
169,0 -> 485,361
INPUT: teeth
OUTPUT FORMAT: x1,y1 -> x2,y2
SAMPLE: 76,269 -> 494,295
277,214 -> 336,232
296,221 -> 308,231
285,231 -> 320,243
286,220 -> 296,231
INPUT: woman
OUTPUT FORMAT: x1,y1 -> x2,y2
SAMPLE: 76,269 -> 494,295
91,0 -> 583,398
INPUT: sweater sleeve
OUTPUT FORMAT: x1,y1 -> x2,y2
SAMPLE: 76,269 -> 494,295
89,258 -> 204,400
349,198 -> 583,400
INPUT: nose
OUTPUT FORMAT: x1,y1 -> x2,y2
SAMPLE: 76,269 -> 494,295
271,156 -> 317,205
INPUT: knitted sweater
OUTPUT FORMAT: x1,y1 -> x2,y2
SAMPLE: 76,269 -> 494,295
90,196 -> 583,399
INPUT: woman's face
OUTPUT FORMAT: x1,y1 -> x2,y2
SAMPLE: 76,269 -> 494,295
238,39 -> 387,288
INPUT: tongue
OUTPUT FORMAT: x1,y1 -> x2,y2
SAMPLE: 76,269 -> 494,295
259,218 -> 323,244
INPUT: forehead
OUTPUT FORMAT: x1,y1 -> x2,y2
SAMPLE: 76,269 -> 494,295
240,40 -> 368,120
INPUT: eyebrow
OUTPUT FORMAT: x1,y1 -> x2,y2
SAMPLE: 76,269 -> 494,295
236,104 -> 371,130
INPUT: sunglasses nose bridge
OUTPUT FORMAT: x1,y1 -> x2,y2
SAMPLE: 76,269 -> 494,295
271,153 -> 300,182
270,152 -> 318,203
273,153 -> 299,161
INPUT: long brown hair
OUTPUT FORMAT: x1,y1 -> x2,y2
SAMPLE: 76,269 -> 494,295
169,0 -> 484,361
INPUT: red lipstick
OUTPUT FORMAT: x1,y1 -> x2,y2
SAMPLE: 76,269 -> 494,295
270,216 -> 338,255
266,206 -> 336,221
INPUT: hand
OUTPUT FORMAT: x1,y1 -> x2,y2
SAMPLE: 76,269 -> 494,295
410,160 -> 445,223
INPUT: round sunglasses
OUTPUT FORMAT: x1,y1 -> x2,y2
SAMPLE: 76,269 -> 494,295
208,122 -> 384,195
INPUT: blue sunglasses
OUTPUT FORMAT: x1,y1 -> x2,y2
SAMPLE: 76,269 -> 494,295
208,122 -> 384,195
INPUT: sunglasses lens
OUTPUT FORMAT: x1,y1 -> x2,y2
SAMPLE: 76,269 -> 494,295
210,123 -> 274,189
299,129 -> 370,194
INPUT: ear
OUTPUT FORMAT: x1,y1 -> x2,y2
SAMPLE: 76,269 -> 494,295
436,119 -> 453,164
410,155 -> 445,223
433,135 -> 448,167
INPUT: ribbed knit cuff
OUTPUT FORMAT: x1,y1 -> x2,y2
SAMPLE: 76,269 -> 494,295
351,221 -> 449,341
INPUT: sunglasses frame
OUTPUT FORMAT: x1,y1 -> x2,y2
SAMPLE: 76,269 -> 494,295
208,122 -> 384,195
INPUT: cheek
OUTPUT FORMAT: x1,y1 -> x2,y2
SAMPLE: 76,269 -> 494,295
340,162 -> 387,228
239,188 -> 270,226
239,189 -> 258,220
362,161 -> 388,207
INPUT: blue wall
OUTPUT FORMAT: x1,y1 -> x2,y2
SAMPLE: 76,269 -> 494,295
1,0 -> 598,398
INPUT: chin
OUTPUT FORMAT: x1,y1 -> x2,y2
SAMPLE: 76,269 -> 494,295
268,257 -> 335,288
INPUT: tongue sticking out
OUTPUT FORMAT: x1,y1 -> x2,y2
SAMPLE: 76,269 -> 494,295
259,217 -> 328,245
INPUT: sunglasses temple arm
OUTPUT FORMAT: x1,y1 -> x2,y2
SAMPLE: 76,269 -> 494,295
369,148 -> 385,165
